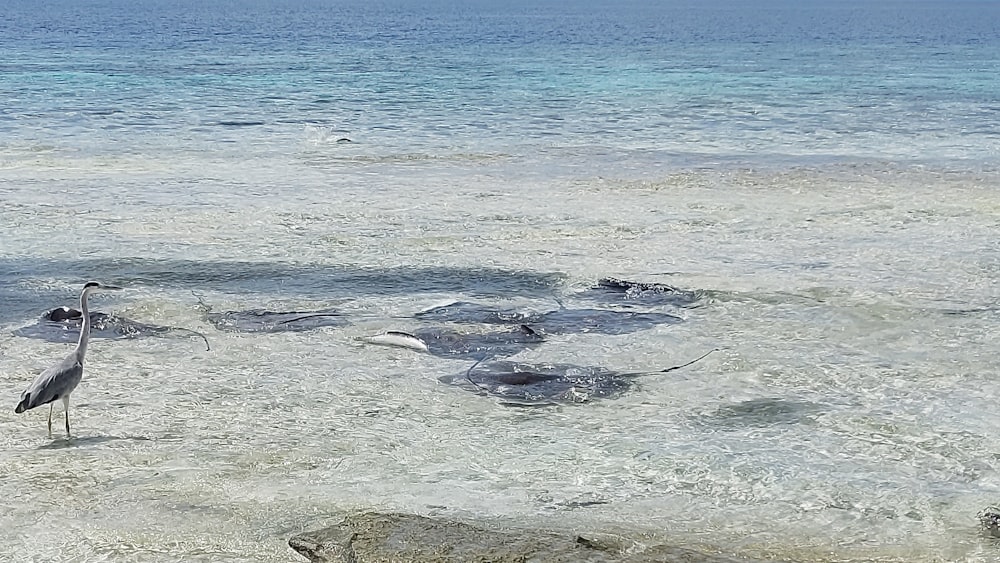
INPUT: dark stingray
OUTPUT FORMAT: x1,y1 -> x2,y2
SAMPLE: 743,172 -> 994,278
205,308 -> 349,333
440,360 -> 634,406
13,307 -> 210,350
535,308 -> 681,335
414,301 -> 542,325
414,301 -> 681,335
410,325 -> 545,360
696,398 -> 824,430
440,352 -> 714,406
359,325 -> 544,360
574,277 -> 704,308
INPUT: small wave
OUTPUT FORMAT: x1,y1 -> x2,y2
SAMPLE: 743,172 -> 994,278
299,151 -> 513,167
302,124 -> 354,145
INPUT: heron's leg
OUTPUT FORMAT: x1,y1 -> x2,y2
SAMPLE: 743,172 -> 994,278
62,396 -> 71,438
47,403 -> 53,437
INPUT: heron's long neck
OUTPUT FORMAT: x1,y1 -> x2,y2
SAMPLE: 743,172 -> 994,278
76,289 -> 92,360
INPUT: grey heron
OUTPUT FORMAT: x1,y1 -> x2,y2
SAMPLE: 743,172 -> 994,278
14,281 -> 121,437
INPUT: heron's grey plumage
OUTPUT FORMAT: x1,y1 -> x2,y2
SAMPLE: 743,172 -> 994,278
14,281 -> 121,437
14,354 -> 83,414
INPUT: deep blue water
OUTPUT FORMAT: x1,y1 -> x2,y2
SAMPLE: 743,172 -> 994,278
2,0 -> 999,168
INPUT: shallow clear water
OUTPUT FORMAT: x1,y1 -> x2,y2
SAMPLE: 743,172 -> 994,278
1,1 -> 1000,561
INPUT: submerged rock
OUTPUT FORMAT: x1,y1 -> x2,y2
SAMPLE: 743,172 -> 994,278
288,511 -> 769,563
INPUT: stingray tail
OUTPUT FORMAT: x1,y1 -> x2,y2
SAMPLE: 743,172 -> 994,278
464,356 -> 491,393
622,348 -> 718,378
657,348 -> 717,373
158,327 -> 212,351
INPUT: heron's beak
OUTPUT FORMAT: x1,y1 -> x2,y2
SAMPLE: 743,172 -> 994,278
102,285 -> 124,290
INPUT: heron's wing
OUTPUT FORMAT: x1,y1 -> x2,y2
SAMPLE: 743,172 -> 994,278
15,353 -> 83,412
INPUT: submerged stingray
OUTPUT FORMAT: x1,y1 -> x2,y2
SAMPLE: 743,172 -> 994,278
439,351 -> 713,406
205,308 -> 348,333
413,301 -> 540,325
441,361 -> 635,406
13,307 -> 210,350
536,308 -> 681,335
574,277 -> 703,307
696,398 -> 824,429
414,301 -> 681,335
361,325 -> 544,360
412,326 -> 544,360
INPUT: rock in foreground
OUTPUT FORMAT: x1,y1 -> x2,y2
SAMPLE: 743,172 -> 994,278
289,511 -> 770,563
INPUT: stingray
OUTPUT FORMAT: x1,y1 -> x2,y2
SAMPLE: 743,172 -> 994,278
695,398 -> 825,430
413,301 -> 542,325
13,307 -> 211,350
361,325 -> 545,361
440,351 -> 713,406
535,308 -> 681,335
573,277 -> 704,308
414,301 -> 681,335
204,308 -> 349,333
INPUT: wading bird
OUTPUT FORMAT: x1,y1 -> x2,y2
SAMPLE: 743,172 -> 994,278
14,282 -> 121,438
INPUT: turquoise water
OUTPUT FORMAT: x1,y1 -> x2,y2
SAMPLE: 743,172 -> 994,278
2,1 -> 1000,561
3,0 -> 999,169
